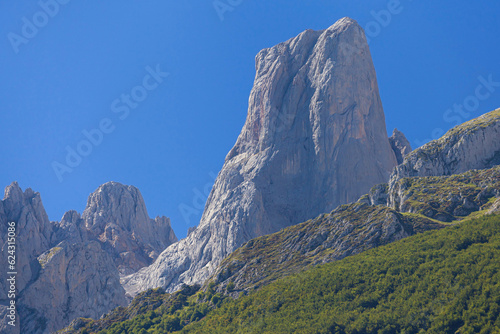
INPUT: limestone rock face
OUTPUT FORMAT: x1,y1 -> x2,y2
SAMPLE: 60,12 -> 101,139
53,210 -> 90,245
389,128 -> 412,164
123,17 -> 397,295
0,181 -> 176,333
82,182 -> 178,275
488,198 -> 500,214
0,183 -> 54,298
0,183 -> 55,333
389,109 -> 500,187
18,241 -> 128,334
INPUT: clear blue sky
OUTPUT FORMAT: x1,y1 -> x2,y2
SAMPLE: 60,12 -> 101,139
1,1 -> 499,238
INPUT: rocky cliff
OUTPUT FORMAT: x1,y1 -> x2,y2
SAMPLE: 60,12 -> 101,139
390,108 -> 500,186
82,182 -> 178,275
389,128 -> 412,164
123,17 -> 398,295
0,183 -> 55,333
18,241 -> 128,334
0,182 -> 177,333
0,183 -> 54,297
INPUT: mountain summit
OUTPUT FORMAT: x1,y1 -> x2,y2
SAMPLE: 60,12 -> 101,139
82,182 -> 178,275
124,17 -> 397,295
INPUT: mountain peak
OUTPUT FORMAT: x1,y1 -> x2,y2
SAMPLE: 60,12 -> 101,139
82,182 -> 177,275
328,16 -> 360,30
4,181 -> 23,202
124,18 -> 397,295
389,128 -> 412,164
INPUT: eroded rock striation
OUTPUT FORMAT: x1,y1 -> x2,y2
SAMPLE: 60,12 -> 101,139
123,17 -> 398,295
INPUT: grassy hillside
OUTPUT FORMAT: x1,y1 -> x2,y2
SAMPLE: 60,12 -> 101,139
63,213 -> 500,334
184,213 -> 500,334
389,166 -> 500,220
210,203 -> 442,294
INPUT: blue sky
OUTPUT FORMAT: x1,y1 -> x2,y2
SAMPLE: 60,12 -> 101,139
1,1 -> 499,238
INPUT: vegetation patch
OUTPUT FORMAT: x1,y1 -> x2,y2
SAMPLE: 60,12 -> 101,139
38,247 -> 62,268
183,214 -> 500,334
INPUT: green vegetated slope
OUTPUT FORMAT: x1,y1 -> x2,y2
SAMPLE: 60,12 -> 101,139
57,285 -> 207,334
69,213 -> 500,334
389,166 -> 500,221
184,213 -> 500,334
211,166 -> 500,294
210,203 -> 443,294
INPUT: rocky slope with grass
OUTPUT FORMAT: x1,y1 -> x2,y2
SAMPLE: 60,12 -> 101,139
209,203 -> 444,295
389,108 -> 500,186
211,165 -> 500,295
62,208 -> 500,334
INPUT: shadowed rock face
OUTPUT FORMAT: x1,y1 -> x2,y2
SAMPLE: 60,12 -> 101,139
389,128 -> 412,164
123,17 -> 397,295
18,241 -> 128,334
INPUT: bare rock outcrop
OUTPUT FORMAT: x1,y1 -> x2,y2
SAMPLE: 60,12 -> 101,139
123,17 -> 398,295
0,183 -> 54,295
389,128 -> 412,164
0,181 -> 177,333
82,182 -> 178,275
0,183 -> 55,333
389,108 -> 500,187
53,210 -> 90,245
18,241 -> 128,334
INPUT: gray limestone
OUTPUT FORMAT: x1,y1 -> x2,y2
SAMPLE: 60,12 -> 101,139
123,17 -> 398,296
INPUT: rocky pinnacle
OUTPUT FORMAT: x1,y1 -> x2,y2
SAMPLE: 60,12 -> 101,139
123,17 -> 397,295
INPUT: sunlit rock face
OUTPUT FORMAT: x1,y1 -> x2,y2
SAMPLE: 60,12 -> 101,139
123,17 -> 397,295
